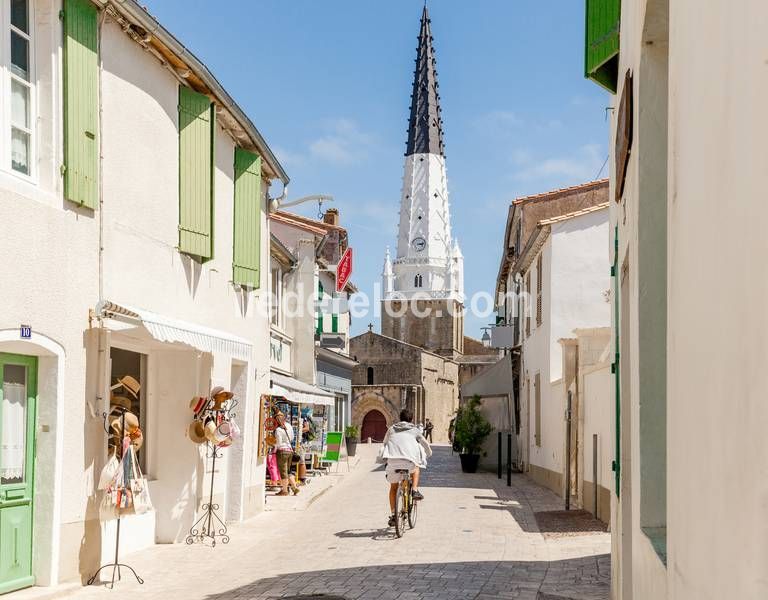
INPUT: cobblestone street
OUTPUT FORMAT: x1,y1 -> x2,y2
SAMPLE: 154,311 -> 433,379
35,444 -> 609,600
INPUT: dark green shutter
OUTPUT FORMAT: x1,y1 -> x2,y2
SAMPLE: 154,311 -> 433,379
316,281 -> 324,335
63,0 -> 98,209
331,313 -> 339,333
233,148 -> 262,288
178,86 -> 214,259
585,0 -> 621,93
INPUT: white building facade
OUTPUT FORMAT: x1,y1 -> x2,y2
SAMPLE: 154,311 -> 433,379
0,0 -> 286,592
586,1 -> 768,597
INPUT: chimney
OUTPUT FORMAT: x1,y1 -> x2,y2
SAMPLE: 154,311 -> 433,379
324,208 -> 339,226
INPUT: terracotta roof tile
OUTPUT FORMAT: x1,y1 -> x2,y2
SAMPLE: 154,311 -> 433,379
512,179 -> 609,206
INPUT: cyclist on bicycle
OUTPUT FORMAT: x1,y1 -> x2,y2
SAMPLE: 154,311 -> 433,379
380,409 -> 432,527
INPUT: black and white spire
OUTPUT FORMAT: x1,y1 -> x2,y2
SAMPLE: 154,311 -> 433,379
406,6 -> 445,157
384,6 -> 464,303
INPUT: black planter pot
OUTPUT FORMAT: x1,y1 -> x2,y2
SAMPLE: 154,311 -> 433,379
347,440 -> 358,457
459,453 -> 480,473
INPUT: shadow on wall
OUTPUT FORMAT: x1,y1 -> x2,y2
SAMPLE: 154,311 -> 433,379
199,557 -> 610,600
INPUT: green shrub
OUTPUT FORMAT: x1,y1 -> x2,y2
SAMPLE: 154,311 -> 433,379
453,395 -> 492,455
344,425 -> 360,440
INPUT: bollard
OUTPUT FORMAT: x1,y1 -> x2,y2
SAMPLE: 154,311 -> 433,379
506,432 -> 512,486
497,431 -> 502,479
593,433 -> 598,518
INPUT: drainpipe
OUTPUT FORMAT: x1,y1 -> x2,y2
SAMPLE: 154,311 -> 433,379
97,7 -> 107,307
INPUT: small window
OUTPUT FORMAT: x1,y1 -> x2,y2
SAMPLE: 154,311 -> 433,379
6,0 -> 34,176
414,274 -> 423,288
367,367 -> 374,385
109,348 -> 148,474
270,267 -> 283,327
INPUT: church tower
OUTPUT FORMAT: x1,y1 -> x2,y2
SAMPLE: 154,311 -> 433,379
381,6 -> 465,357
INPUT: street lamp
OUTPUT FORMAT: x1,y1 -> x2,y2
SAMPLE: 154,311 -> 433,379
481,327 -> 492,348
270,193 -> 334,215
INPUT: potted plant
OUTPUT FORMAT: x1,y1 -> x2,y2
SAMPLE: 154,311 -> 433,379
344,425 -> 360,457
453,395 -> 492,473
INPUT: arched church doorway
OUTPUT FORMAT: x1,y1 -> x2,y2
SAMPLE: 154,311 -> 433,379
361,410 -> 387,442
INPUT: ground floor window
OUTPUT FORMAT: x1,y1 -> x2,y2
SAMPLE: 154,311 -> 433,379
109,347 -> 147,473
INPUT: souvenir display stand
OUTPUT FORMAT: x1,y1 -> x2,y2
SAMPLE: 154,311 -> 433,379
185,398 -> 238,547
88,407 -> 144,588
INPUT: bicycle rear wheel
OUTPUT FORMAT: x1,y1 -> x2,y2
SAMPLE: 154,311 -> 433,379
408,485 -> 418,529
393,484 -> 405,538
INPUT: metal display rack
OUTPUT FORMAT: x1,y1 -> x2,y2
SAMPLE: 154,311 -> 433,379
88,406 -> 144,588
185,398 -> 238,547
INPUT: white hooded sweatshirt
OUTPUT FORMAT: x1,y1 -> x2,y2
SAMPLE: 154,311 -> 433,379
379,422 -> 433,468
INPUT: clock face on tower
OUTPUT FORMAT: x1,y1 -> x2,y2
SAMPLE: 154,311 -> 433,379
412,237 -> 427,252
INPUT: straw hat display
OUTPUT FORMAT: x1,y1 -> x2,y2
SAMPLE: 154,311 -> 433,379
110,394 -> 133,412
116,375 -> 140,399
187,388 -> 238,447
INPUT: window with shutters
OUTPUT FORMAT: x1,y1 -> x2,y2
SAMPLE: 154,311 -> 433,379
63,0 -> 98,207
269,265 -> 283,328
316,280 -> 324,335
525,273 -> 531,338
233,148 -> 262,287
534,373 -> 541,447
178,86 -> 214,259
585,0 -> 620,93
536,253 -> 543,327
3,0 -> 35,178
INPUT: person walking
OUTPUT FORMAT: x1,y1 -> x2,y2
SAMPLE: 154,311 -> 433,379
424,418 -> 434,443
274,411 -> 300,496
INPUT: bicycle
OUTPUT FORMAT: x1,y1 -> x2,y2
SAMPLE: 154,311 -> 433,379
392,469 -> 418,538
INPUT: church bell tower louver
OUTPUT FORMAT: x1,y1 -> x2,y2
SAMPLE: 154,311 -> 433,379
381,6 -> 465,357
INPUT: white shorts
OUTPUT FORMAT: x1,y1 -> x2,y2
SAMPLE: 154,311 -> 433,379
385,459 -> 417,483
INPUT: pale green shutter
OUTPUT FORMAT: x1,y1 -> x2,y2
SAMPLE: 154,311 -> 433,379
178,86 -> 214,259
233,148 -> 262,288
63,0 -> 98,209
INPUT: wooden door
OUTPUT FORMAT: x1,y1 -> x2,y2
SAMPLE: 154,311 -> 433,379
361,410 -> 387,442
0,354 -> 37,594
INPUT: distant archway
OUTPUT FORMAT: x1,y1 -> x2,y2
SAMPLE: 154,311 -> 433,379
361,409 -> 388,442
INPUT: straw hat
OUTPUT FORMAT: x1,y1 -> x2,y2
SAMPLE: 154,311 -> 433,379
116,375 -> 140,399
128,428 -> 144,451
203,418 -> 218,443
110,411 -> 139,435
188,420 -> 206,444
210,386 -> 233,410
189,396 -> 209,418
110,395 -> 133,411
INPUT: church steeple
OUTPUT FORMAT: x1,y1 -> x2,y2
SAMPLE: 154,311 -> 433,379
406,6 -> 445,157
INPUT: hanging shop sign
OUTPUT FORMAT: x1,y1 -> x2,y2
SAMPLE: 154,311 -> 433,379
269,333 -> 292,373
336,247 -> 353,293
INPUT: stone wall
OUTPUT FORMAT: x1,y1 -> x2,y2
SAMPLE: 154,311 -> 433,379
381,299 -> 464,355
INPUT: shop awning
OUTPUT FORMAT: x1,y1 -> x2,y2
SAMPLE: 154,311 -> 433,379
461,354 -> 514,399
96,300 -> 252,362
269,371 -> 335,406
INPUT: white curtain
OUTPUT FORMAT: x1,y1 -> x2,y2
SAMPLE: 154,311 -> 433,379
1,382 -> 26,481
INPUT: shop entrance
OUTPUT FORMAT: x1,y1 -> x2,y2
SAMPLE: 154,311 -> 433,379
361,410 -> 387,442
0,353 -> 37,594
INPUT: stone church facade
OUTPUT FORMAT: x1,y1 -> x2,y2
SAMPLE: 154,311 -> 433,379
350,7 -> 497,445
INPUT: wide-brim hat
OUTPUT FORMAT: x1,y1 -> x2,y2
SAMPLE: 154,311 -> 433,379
189,396 -> 209,418
116,375 -> 140,399
210,387 -> 234,408
188,420 -> 206,444
203,418 -> 218,443
110,411 -> 139,435
110,395 -> 133,411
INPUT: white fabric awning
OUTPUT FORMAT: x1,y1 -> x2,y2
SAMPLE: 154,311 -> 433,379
269,371 -> 335,406
96,300 -> 252,362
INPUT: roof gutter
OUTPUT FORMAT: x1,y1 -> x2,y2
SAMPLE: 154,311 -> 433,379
104,0 -> 289,185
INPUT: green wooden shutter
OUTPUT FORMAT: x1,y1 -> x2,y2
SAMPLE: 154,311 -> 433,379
316,281 -> 324,335
63,0 -> 98,209
232,148 -> 262,288
585,0 -> 621,93
331,313 -> 339,333
178,86 -> 214,259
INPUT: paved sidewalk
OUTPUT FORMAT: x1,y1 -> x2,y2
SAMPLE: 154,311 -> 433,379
17,444 -> 609,600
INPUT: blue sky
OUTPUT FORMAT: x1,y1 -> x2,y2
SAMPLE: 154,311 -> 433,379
144,0 -> 609,338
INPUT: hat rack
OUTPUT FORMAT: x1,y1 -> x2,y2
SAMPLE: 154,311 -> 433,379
88,406 -> 145,588
185,397 -> 238,547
